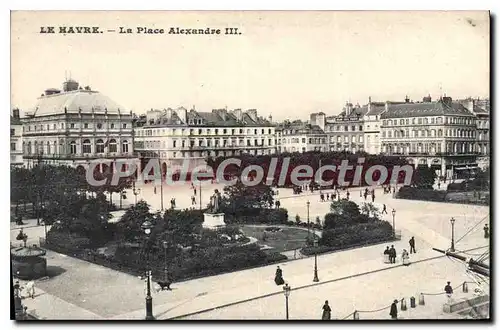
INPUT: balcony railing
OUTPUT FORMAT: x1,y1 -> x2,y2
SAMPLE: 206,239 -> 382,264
23,152 -> 139,160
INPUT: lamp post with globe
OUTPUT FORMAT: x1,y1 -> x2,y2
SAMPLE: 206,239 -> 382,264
141,220 -> 155,320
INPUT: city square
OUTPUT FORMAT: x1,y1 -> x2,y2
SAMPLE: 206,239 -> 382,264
10,10 -> 490,321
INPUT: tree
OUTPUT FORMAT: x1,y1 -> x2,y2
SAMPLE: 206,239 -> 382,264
412,166 -> 437,189
221,179 -> 274,213
360,203 -> 380,218
117,201 -> 154,242
330,200 -> 360,218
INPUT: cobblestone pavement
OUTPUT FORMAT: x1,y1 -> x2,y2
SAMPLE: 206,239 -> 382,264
11,182 -> 489,320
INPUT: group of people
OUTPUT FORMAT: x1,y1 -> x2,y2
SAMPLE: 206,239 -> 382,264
362,188 -> 376,203
319,190 -> 343,202
382,185 -> 396,195
383,237 -> 416,265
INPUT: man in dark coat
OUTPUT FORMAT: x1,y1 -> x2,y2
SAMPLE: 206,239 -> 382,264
484,224 -> 489,238
389,245 -> 396,263
409,237 -> 416,254
275,200 -> 281,209
390,300 -> 398,319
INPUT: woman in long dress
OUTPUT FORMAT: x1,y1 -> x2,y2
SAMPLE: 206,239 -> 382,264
402,249 -> 410,266
274,266 -> 284,285
322,300 -> 331,320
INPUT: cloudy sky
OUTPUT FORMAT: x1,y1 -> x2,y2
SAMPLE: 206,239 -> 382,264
11,11 -> 489,121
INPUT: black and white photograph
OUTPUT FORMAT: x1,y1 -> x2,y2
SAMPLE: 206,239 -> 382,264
9,9 -> 491,321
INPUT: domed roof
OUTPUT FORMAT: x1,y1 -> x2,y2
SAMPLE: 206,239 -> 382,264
11,246 -> 46,258
31,89 -> 126,117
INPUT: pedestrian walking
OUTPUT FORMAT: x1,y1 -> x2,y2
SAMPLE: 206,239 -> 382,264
154,186 -> 157,194
371,193 -> 375,203
326,193 -> 330,201
382,204 -> 388,214
402,249 -> 410,266
409,236 -> 416,253
390,300 -> 398,319
194,188 -> 197,196
274,266 -> 284,285
25,280 -> 35,299
483,224 -> 489,239
389,245 -> 396,263
383,246 -> 391,263
191,195 -> 196,205
320,193 -> 325,202
444,281 -> 453,303
346,190 -> 350,200
275,200 -> 281,209
321,300 -> 331,320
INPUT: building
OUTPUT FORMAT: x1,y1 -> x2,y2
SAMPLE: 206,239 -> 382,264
276,121 -> 327,153
380,95 -> 478,179
21,78 -> 137,172
460,98 -> 490,169
322,102 -> 366,153
362,98 -> 385,155
133,107 -> 276,174
11,109 -> 23,167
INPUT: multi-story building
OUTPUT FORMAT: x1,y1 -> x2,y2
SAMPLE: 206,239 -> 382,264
460,98 -> 490,169
10,109 -> 23,167
362,98 -> 385,155
134,107 -> 276,174
276,121 -> 327,153
380,95 -> 478,179
321,102 -> 366,153
21,78 -> 137,172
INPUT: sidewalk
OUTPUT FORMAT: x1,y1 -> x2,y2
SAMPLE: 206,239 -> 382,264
112,244 -> 474,320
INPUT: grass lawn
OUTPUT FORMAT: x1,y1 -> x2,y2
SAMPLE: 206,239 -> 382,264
239,225 -> 319,253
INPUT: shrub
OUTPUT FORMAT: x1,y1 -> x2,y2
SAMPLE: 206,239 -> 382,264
396,187 -> 446,202
46,230 -> 92,249
319,221 -> 393,249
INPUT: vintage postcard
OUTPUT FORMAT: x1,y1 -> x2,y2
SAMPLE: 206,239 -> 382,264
10,10 -> 490,321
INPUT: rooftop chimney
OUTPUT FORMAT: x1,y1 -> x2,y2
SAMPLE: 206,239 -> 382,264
233,109 -> 243,121
12,108 -> 20,119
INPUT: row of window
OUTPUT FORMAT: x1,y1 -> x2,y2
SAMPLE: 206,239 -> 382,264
281,138 -> 327,144
139,127 -> 274,137
326,125 -> 364,132
139,138 -> 275,149
381,128 -> 478,139
24,122 -> 128,132
382,141 -> 476,154
280,146 -> 326,153
24,139 -> 130,155
329,135 -> 363,143
382,116 -> 475,126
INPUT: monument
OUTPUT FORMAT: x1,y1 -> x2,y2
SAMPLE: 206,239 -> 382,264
203,189 -> 226,229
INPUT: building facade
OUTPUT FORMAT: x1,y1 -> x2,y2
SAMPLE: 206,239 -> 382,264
380,96 -> 478,179
362,98 -> 385,155
276,122 -> 327,153
322,102 -> 366,153
11,109 -> 23,167
460,98 -> 490,169
21,79 -> 137,172
134,107 -> 276,174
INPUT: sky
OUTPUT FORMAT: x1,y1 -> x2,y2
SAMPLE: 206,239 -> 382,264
11,11 -> 490,121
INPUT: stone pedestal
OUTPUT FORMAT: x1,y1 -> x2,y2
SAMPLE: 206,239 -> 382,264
203,213 -> 226,229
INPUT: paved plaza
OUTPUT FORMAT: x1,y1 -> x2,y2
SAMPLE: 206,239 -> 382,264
11,182 -> 490,320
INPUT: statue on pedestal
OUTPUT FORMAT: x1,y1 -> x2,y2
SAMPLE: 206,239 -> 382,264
208,189 -> 222,214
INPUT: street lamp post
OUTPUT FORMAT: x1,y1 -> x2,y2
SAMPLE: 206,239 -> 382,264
306,201 -> 310,241
283,283 -> 291,320
450,217 -> 456,252
133,187 -> 141,206
313,237 -> 319,282
141,220 -> 155,320
391,209 -> 396,238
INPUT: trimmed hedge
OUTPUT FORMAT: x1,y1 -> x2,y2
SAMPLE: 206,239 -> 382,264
319,221 -> 393,249
46,230 -> 92,249
224,208 -> 289,225
396,187 -> 446,202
